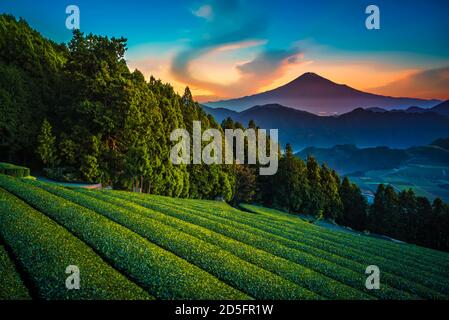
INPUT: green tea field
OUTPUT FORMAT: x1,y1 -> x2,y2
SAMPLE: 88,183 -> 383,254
0,174 -> 448,300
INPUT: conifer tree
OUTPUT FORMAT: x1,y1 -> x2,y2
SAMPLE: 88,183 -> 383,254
37,119 -> 58,167
306,155 -> 324,217
320,163 -> 343,220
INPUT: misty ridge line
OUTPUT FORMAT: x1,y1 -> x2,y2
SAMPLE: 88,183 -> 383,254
170,121 -> 279,175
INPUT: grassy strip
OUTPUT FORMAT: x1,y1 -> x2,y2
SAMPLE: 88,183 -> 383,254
186,201 -> 449,296
0,187 -> 150,300
33,181 -> 319,300
76,188 -> 370,300
0,175 -> 246,300
0,244 -> 31,300
107,191 -> 421,300
240,204 -> 449,278
147,195 -> 448,299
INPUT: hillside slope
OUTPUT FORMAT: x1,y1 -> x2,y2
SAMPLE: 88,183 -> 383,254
1,175 -> 449,300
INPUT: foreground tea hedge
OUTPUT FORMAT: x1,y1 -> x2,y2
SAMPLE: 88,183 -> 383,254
110,191 -> 449,299
0,175 -> 246,300
148,196 -> 449,297
0,187 -> 150,300
1,174 -> 449,300
31,180 -> 316,300
77,188 -> 371,300
0,244 -> 30,300
174,199 -> 449,297
238,204 -> 449,293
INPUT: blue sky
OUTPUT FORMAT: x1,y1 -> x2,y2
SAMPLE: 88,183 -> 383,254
1,0 -> 448,100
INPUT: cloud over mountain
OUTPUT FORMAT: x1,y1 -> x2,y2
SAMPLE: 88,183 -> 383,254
170,0 -> 303,98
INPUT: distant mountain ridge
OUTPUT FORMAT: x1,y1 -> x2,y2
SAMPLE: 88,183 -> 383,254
366,100 -> 449,116
202,103 -> 449,150
296,141 -> 449,175
204,72 -> 440,114
432,100 -> 449,116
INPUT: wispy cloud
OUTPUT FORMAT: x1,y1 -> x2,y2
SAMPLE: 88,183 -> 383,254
191,4 -> 213,21
370,66 -> 449,100
237,48 -> 303,78
170,0 -> 306,99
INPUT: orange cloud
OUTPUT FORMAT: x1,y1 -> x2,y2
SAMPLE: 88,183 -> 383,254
369,67 -> 449,100
171,43 -> 305,101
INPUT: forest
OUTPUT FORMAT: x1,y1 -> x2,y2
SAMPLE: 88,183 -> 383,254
1,14 -> 448,252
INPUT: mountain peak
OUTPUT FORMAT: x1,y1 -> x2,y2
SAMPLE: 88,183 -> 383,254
275,72 -> 345,95
298,72 -> 324,79
288,72 -> 333,85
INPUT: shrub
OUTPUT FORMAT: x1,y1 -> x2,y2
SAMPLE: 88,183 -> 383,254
0,162 -> 30,178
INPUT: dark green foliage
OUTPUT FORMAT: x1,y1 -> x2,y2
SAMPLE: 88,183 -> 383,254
363,185 -> 449,252
337,177 -> 368,230
43,166 -> 80,182
232,165 -> 257,204
430,198 -> 449,250
305,155 -> 324,217
57,30 -> 233,198
271,144 -> 309,213
320,165 -> 343,220
37,119 -> 58,167
261,150 -> 343,220
0,15 -> 65,164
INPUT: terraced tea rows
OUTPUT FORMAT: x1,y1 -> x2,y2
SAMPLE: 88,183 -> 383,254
0,188 -> 150,300
0,174 -> 448,300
